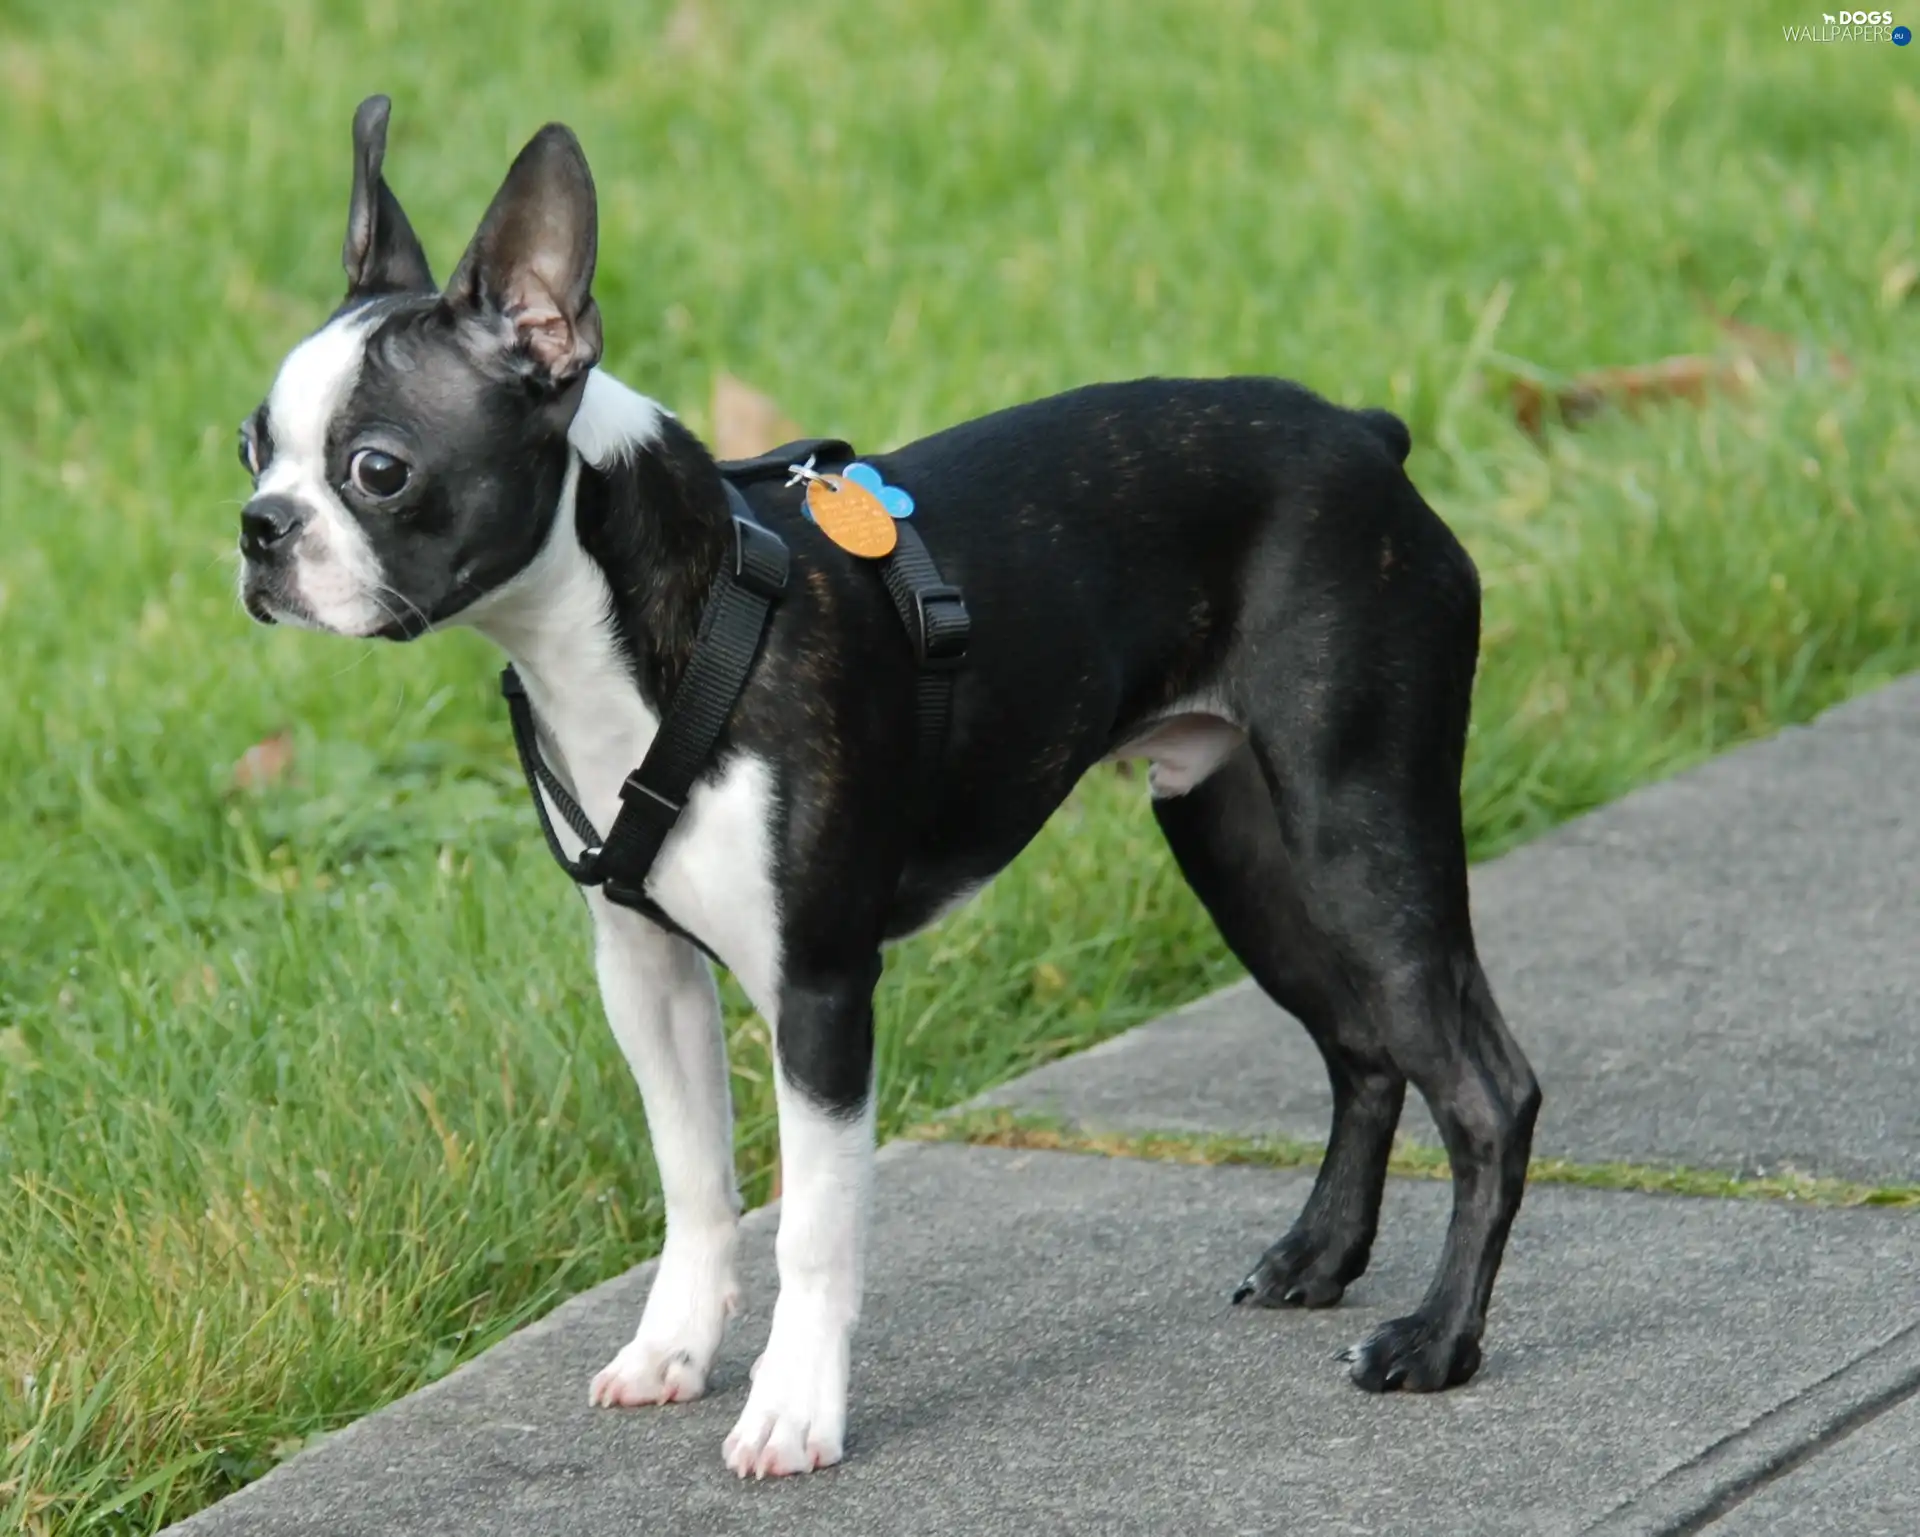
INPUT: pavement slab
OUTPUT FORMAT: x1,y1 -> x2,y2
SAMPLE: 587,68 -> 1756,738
1701,1389 -> 1920,1537
983,681 -> 1920,1183
172,1143 -> 1920,1537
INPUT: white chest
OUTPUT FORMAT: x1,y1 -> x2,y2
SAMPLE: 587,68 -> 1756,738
467,464 -> 784,1017
528,659 -> 783,1016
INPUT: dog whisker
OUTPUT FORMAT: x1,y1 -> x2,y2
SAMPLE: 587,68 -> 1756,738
371,581 -> 434,637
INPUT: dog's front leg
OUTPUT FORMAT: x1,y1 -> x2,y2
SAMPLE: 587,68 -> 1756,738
586,897 -> 742,1408
723,961 -> 878,1477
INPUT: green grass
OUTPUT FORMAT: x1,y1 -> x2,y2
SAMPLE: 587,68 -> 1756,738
917,1111 -> 1920,1209
2,0 -> 1917,1529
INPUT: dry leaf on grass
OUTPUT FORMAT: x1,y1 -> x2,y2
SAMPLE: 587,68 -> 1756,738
1511,355 -> 1735,437
231,730 -> 295,791
1709,314 -> 1854,380
1508,316 -> 1853,437
711,372 -> 803,460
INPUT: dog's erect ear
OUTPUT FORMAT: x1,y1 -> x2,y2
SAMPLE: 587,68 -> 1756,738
444,123 -> 602,388
343,95 -> 436,297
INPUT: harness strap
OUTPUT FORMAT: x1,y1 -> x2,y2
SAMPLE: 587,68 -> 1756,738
878,520 -> 970,786
504,440 -> 968,962
592,492 -> 790,905
738,439 -> 971,784
500,485 -> 786,959
501,667 -> 600,883
504,666 -> 719,957
714,438 -> 854,483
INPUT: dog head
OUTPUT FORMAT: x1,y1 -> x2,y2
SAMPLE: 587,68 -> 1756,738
237,96 -> 616,638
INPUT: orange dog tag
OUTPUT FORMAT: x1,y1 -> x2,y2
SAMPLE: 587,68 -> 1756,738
805,473 -> 899,558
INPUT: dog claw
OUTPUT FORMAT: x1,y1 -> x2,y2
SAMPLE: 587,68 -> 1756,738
1234,1229 -> 1368,1310
1344,1313 -> 1482,1393
591,1340 -> 712,1407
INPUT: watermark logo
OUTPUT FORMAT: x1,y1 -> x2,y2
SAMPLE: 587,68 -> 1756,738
1783,7 -> 1903,39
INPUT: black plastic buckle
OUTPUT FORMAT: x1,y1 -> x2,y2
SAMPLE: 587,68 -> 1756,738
602,878 -> 648,910
731,516 -> 791,599
913,584 -> 971,671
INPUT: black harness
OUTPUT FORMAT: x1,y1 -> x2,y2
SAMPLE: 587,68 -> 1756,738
502,438 -> 970,958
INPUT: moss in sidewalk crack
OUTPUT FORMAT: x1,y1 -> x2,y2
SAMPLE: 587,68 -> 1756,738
909,1110 -> 1920,1210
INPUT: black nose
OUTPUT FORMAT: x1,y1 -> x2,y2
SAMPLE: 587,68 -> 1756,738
240,495 -> 304,562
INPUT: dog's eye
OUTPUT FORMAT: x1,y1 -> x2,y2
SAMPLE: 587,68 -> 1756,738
238,425 -> 267,478
349,448 -> 410,500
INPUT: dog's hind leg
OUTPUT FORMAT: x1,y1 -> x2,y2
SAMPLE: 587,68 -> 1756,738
1154,743 -> 1407,1308
1210,550 -> 1541,1390
1336,945 -> 1538,1391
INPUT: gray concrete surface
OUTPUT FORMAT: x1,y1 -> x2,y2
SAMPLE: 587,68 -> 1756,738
172,1143 -> 1920,1537
984,681 -> 1920,1184
1706,1391 -> 1920,1536
1585,1321 -> 1920,1537
1816,676 -> 1920,733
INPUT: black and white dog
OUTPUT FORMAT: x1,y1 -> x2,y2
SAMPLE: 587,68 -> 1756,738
236,99 -> 1541,1477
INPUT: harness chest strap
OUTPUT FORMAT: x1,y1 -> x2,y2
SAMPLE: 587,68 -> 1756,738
502,442 -> 970,957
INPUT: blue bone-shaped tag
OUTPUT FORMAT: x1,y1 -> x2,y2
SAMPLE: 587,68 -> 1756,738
841,461 -> 915,519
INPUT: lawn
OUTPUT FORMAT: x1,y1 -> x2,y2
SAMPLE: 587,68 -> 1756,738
2,0 -> 1917,1529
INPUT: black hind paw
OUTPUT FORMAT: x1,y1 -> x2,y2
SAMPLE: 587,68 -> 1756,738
1341,1313 -> 1482,1392
1231,1228 -> 1367,1310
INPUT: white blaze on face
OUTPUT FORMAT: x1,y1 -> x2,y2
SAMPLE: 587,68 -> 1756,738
255,311 -> 392,636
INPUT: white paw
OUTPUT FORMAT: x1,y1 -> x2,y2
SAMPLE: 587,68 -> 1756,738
721,1320 -> 849,1477
590,1336 -> 711,1406
589,1232 -> 737,1409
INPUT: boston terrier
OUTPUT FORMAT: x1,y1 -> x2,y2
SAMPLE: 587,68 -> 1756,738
236,97 -> 1541,1478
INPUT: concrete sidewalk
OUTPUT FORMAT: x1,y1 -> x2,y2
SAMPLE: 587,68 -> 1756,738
171,679 -> 1920,1536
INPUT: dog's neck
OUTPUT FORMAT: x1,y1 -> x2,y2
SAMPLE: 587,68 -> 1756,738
465,369 -> 730,824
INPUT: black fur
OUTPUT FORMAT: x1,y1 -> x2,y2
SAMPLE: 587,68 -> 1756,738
237,113 -> 1541,1399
